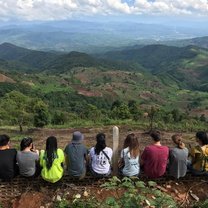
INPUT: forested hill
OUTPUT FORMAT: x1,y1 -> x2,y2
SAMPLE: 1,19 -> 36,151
1,42 -> 208,130
101,44 -> 208,91
0,43 -> 142,73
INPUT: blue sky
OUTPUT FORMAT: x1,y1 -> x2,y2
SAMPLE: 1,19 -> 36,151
0,0 -> 207,22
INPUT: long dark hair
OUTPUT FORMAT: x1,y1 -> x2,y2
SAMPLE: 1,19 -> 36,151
95,133 -> 106,155
123,133 -> 140,158
20,137 -> 33,151
45,136 -> 58,170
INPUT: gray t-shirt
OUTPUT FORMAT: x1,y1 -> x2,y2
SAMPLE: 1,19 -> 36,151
169,147 -> 188,179
64,143 -> 87,177
17,151 -> 39,177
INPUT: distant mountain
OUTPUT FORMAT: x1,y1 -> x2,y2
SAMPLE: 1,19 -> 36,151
0,43 -> 31,60
0,43 -> 57,70
102,44 -> 208,90
163,36 -> 208,49
0,43 -> 143,73
102,44 -> 200,71
1,21 -> 208,53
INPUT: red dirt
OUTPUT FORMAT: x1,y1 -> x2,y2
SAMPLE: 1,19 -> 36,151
12,192 -> 46,208
0,73 -> 15,83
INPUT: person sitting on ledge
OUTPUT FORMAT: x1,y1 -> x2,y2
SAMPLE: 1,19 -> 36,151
189,131 -> 208,176
40,136 -> 64,183
0,134 -> 18,181
140,131 -> 169,178
119,133 -> 140,177
168,134 -> 188,179
64,131 -> 88,179
89,133 -> 112,178
17,137 -> 40,177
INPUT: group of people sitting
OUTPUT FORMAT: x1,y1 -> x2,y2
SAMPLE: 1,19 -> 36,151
0,130 -> 208,183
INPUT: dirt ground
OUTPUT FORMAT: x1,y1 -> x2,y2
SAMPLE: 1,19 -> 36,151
0,125 -> 197,151
3,180 -> 207,208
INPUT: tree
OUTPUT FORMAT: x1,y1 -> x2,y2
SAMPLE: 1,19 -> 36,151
200,114 -> 206,122
111,100 -> 122,110
33,100 -> 49,128
171,109 -> 182,122
128,100 -> 142,121
111,103 -> 131,120
148,106 -> 158,132
0,91 -> 33,132
86,104 -> 102,121
51,111 -> 67,125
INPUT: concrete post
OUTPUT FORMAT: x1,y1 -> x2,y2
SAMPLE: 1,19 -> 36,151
112,126 -> 119,175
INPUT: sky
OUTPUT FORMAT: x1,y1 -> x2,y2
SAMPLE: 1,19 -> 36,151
0,0 -> 208,22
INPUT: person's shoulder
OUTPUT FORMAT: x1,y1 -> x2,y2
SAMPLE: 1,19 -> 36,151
105,147 -> 112,152
162,145 -> 169,154
64,143 -> 70,149
57,148 -> 64,153
89,147 -> 94,151
144,145 -> 153,150
9,148 -> 17,152
40,150 -> 45,156
8,148 -> 17,154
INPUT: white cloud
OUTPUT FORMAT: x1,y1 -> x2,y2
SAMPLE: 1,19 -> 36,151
0,0 -> 207,21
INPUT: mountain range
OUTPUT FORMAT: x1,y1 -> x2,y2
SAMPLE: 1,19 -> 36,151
1,21 -> 208,53
0,42 -> 208,116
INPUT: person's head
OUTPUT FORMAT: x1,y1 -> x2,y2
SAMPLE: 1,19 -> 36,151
95,133 -> 106,155
45,136 -> 58,169
20,137 -> 33,151
150,131 -> 161,142
196,131 -> 208,146
0,134 -> 10,147
172,134 -> 185,149
123,133 -> 140,158
71,131 -> 84,144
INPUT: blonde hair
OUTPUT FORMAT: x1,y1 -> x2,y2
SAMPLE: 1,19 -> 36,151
172,134 -> 185,149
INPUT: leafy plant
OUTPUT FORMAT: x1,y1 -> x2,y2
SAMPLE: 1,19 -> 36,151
55,199 -> 69,208
101,176 -> 177,208
192,199 -> 208,208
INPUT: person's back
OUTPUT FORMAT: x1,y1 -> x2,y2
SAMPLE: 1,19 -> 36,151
141,145 -> 168,178
120,133 -> 140,177
189,131 -> 208,175
141,131 -> 169,178
169,147 -> 188,178
0,135 -> 18,181
0,148 -> 17,180
40,136 -> 64,183
40,148 -> 64,183
169,134 -> 188,179
65,131 -> 87,178
17,137 -> 39,177
17,151 -> 39,177
191,145 -> 208,171
122,147 -> 140,176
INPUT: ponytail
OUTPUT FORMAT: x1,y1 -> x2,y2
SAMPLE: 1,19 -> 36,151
172,134 -> 185,149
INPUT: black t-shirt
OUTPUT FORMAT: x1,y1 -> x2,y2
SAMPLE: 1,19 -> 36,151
0,149 -> 18,180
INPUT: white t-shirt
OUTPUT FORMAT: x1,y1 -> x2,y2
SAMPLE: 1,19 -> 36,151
89,147 -> 113,174
121,147 -> 140,176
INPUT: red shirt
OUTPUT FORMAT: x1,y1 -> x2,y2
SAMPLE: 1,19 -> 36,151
141,145 -> 169,178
